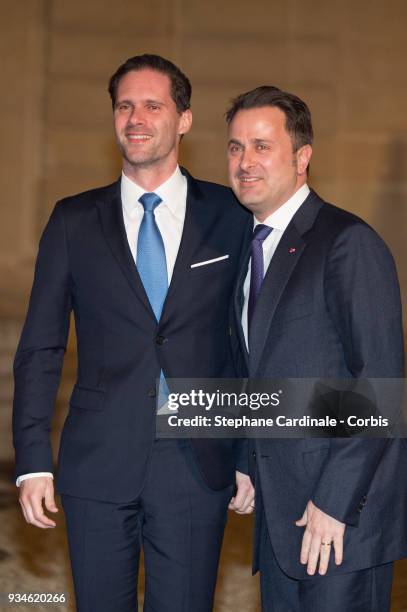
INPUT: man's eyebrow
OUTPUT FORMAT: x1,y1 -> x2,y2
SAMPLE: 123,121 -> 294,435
114,98 -> 133,107
228,137 -> 275,146
252,138 -> 273,144
144,99 -> 164,106
114,98 -> 165,107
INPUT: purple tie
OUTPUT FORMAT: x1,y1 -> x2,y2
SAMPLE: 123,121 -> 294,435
248,224 -> 273,331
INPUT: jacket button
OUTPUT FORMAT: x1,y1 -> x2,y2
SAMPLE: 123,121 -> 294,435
148,388 -> 156,398
156,335 -> 165,345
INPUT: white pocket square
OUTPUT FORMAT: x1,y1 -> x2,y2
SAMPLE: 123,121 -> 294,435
190,255 -> 230,269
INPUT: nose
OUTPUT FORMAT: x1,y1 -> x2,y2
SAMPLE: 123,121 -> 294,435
239,149 -> 256,172
127,107 -> 146,126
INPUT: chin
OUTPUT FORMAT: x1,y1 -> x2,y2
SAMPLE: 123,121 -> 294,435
125,152 -> 154,166
234,191 -> 257,208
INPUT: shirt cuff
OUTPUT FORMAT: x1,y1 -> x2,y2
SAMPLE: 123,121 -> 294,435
16,472 -> 54,487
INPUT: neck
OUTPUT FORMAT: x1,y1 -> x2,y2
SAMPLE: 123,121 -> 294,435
122,158 -> 178,191
255,179 -> 306,222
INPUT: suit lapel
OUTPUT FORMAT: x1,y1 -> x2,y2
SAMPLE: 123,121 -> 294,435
95,180 -> 155,317
247,190 -> 324,374
160,170 -> 208,315
233,223 -> 253,369
249,224 -> 305,373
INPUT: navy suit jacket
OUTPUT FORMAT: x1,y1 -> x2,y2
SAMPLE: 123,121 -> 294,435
13,169 -> 250,502
232,189 -> 407,578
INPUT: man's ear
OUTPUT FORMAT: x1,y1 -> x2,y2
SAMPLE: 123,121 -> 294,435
296,144 -> 312,176
179,109 -> 192,137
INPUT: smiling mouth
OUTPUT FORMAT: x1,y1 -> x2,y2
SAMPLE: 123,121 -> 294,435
238,176 -> 261,184
126,134 -> 153,142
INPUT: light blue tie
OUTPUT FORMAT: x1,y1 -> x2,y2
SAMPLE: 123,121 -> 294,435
137,192 -> 168,410
136,193 -> 168,320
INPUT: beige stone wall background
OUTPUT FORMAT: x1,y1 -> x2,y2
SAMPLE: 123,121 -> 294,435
0,0 -> 406,486
0,0 -> 406,466
1,0 -> 406,466
0,1 -> 407,609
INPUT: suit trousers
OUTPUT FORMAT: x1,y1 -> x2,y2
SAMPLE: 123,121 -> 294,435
61,439 -> 232,612
259,507 -> 393,612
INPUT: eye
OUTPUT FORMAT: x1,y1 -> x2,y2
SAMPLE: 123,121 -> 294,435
116,103 -> 131,112
256,143 -> 269,151
147,104 -> 160,111
228,144 -> 242,154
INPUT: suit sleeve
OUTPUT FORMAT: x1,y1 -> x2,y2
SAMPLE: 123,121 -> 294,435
234,439 -> 249,474
311,223 -> 404,525
13,201 -> 72,478
228,288 -> 250,475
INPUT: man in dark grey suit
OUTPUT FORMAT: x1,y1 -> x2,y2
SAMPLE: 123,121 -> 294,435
226,86 -> 407,611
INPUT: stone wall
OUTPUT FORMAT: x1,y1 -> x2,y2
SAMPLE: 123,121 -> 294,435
1,0 -> 406,462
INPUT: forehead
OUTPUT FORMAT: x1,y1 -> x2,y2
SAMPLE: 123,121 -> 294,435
116,68 -> 172,100
228,106 -> 288,139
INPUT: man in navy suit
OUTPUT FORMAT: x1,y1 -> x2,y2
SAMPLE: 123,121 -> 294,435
13,54 -> 254,612
226,86 -> 407,611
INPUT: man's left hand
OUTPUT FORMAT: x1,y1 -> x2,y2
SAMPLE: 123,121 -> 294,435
295,500 -> 345,575
228,471 -> 255,514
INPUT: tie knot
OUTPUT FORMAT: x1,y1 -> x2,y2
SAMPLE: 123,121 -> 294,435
139,192 -> 162,212
253,224 -> 272,243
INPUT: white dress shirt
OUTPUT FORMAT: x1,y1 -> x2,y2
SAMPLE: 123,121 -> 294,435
121,165 -> 187,280
242,184 -> 310,349
17,166 -> 188,486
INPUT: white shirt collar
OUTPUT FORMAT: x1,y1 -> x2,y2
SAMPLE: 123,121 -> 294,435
121,165 -> 186,218
254,183 -> 310,232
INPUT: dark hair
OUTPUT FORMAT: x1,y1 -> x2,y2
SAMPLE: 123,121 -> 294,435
225,85 -> 313,152
108,54 -> 191,113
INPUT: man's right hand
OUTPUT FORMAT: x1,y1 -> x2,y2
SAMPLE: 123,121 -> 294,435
19,477 -> 58,528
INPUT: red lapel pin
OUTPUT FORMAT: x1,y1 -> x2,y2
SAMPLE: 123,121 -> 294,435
289,247 -> 296,253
